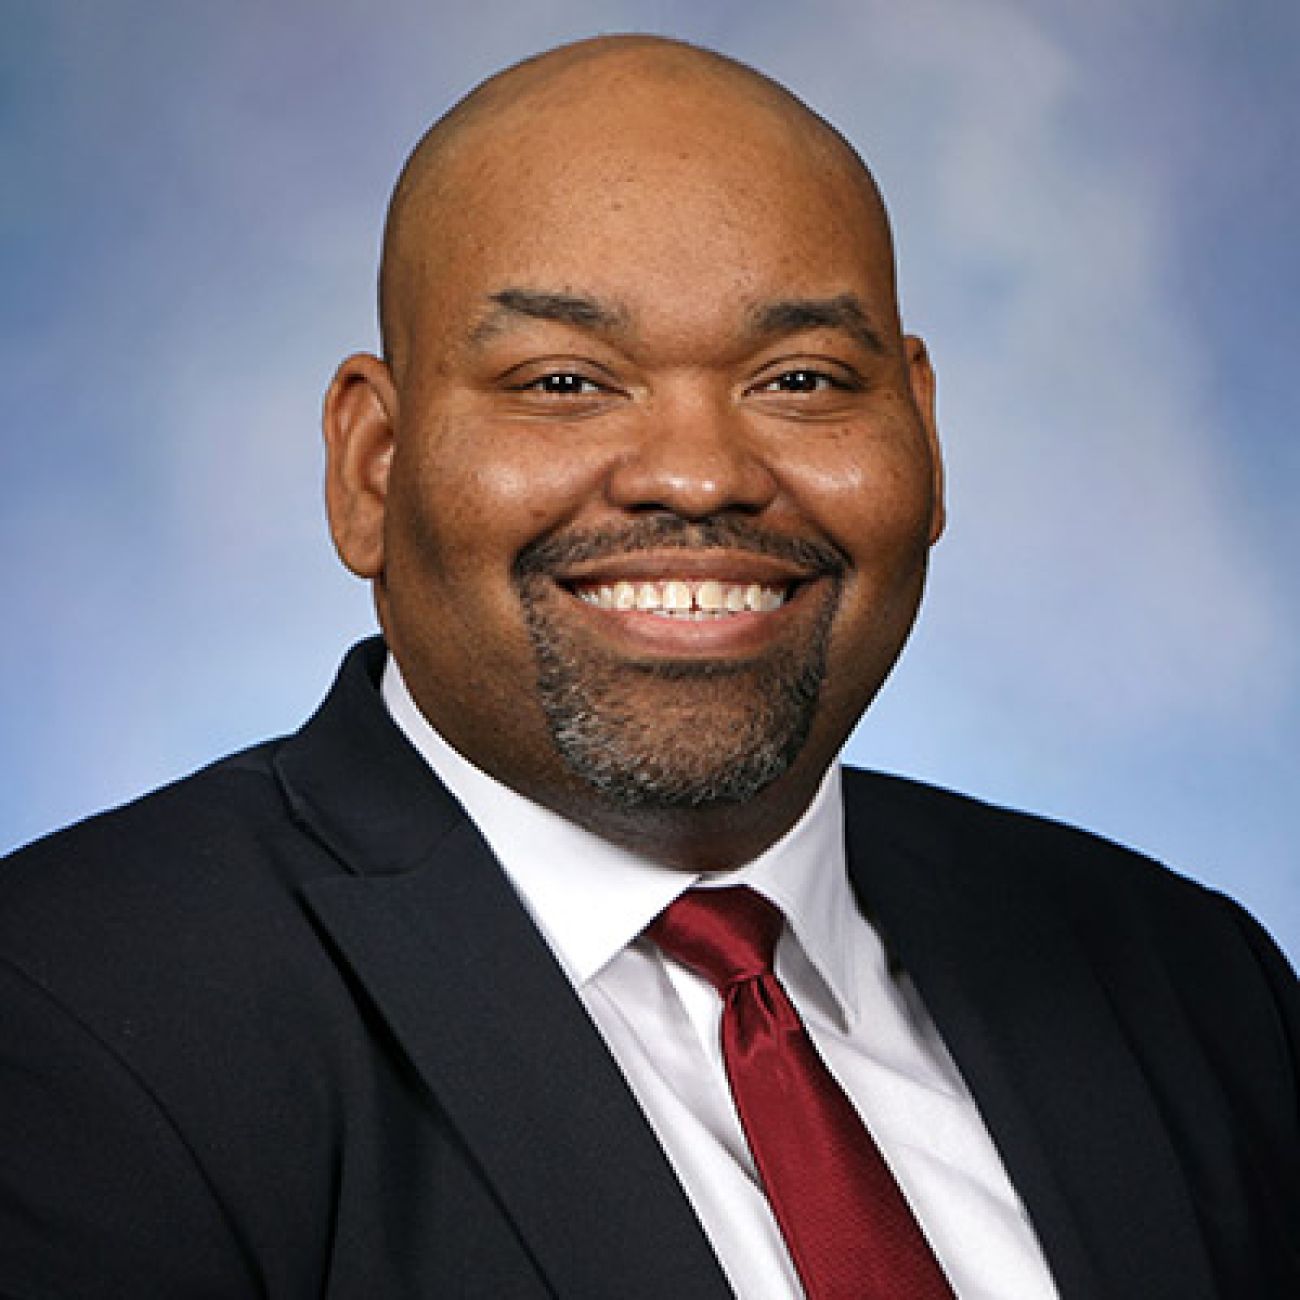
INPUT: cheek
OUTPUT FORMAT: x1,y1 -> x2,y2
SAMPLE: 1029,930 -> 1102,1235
785,435 -> 938,560
781,430 -> 937,677
426,413 -> 616,529
460,459 -> 584,542
400,430 -> 573,568
389,421 -> 617,653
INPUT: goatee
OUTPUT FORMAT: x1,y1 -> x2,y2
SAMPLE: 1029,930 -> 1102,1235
513,518 -> 843,810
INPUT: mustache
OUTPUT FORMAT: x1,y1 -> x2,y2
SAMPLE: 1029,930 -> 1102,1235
513,516 -> 848,579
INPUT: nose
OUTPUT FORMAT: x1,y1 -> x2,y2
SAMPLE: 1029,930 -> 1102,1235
604,391 -> 779,519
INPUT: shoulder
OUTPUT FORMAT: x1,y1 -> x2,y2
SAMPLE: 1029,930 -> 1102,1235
840,764 -> 1296,1013
0,739 -> 368,1290
0,736 -> 349,1068
841,764 -> 1298,1067
840,764 -> 1251,928
1,738 -> 314,947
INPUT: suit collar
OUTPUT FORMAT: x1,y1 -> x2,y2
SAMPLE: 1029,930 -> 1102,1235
841,770 -> 1217,1300
274,638 -> 467,878
274,639 -> 733,1299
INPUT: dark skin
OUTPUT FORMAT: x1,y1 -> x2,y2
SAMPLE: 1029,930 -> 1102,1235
323,36 -> 944,870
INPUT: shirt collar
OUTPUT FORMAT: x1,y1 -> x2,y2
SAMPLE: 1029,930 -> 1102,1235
381,656 -> 862,1027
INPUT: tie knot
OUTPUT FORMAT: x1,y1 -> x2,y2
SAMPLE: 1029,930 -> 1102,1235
647,886 -> 785,991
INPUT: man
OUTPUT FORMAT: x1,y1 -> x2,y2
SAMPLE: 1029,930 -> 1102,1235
0,34 -> 1295,1299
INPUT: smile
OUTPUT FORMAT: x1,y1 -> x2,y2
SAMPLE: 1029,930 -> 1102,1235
573,579 -> 789,618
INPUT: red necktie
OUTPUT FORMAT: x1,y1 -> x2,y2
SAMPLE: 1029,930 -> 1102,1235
647,886 -> 954,1300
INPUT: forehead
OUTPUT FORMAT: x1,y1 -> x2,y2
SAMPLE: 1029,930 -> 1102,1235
394,80 -> 895,350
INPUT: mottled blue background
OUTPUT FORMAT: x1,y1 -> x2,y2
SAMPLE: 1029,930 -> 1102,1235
3,1 -> 1296,960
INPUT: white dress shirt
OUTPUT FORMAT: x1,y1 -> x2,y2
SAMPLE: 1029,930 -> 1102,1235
382,660 -> 1059,1299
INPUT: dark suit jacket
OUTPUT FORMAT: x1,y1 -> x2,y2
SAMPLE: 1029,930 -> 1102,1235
1,638 -> 1296,1298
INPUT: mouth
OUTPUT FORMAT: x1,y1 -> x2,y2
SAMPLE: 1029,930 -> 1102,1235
537,551 -> 826,662
571,577 -> 790,618
516,522 -> 844,661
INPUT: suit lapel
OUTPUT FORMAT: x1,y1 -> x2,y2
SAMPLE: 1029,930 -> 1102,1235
842,774 -> 1217,1300
277,642 -> 732,1300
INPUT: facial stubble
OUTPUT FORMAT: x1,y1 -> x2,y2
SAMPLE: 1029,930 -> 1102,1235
517,574 -> 838,811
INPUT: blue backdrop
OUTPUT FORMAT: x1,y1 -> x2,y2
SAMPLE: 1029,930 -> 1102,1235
3,0 -> 1296,961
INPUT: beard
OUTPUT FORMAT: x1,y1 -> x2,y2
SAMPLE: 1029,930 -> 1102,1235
513,518 -> 842,811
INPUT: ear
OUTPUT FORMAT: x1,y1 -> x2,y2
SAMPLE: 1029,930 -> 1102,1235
322,353 -> 397,579
904,334 -> 945,544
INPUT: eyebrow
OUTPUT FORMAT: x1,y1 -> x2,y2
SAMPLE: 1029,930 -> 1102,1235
469,289 -> 630,345
749,294 -> 888,356
467,287 -> 888,356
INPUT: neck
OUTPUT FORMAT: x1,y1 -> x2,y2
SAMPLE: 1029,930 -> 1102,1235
537,762 -> 832,873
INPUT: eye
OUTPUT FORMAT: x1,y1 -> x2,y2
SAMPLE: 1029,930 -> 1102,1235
521,371 -> 603,396
757,369 -> 844,395
499,361 -> 624,418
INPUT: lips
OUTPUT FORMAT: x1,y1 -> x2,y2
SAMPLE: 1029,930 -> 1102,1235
515,520 -> 844,655
574,578 -> 787,617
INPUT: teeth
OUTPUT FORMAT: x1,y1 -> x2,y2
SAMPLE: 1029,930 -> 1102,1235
696,580 -> 724,612
663,580 -> 692,612
576,579 -> 790,616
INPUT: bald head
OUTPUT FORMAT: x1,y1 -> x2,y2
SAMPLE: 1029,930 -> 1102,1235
323,32 -> 941,860
377,35 -> 897,373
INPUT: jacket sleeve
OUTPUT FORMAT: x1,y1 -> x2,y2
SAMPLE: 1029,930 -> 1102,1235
1210,890 -> 1300,1286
